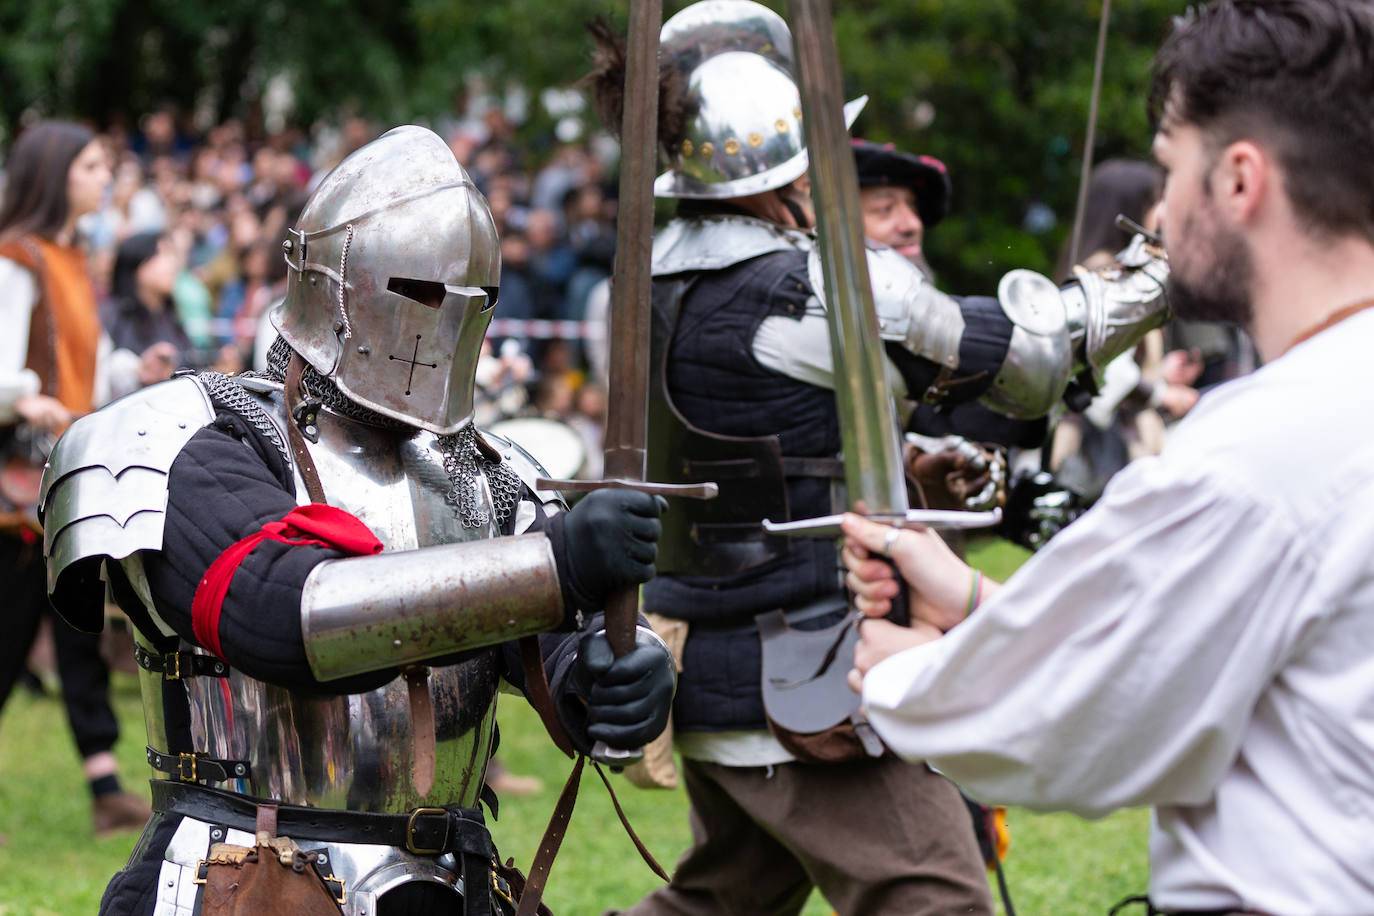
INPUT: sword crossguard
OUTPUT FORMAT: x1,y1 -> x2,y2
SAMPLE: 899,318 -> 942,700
535,478 -> 719,500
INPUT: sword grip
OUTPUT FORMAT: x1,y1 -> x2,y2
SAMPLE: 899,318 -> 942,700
596,586 -> 644,770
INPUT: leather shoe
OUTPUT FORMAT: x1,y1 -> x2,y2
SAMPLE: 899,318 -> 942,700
93,791 -> 152,839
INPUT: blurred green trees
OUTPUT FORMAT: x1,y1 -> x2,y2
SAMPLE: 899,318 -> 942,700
0,0 -> 1182,288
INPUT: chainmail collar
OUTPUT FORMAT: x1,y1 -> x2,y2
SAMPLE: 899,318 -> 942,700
262,336 -> 521,528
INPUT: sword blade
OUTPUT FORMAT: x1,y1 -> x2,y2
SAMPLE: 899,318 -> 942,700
787,0 -> 909,516
600,0 -> 664,674
602,0 -> 663,499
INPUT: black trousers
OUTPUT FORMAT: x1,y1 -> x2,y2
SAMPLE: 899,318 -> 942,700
0,533 -> 120,760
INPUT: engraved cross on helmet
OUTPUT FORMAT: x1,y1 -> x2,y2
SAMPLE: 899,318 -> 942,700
274,125 -> 500,434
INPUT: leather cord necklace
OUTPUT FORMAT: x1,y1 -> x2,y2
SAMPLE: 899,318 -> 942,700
1282,297 -> 1374,356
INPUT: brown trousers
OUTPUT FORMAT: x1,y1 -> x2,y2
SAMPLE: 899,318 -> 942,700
607,755 -> 993,916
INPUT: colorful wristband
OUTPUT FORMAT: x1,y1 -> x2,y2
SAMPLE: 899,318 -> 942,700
964,569 -> 984,617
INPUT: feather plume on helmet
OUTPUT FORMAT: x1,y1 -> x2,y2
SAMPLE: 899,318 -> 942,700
584,18 -> 693,160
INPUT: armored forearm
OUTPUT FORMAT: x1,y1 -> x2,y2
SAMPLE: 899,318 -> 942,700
300,533 -> 563,681
981,236 -> 1170,418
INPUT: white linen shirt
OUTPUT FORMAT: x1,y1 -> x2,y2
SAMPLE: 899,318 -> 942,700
0,255 -> 140,423
862,309 -> 1374,915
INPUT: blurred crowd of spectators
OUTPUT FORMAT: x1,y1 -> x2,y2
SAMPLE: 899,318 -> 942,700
3,106 -> 621,473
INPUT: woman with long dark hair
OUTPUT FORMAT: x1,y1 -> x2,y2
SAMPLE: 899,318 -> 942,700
100,230 -> 193,365
0,120 -> 157,842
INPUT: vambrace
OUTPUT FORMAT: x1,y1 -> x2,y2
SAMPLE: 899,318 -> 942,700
864,234 -> 1169,420
985,235 -> 1169,417
300,533 -> 563,681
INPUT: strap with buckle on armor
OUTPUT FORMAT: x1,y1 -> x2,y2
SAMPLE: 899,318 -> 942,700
146,747 -> 251,783
151,779 -> 496,859
152,780 -> 498,916
134,645 -> 230,680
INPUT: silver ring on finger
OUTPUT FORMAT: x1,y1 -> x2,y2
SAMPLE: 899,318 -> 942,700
882,526 -> 901,558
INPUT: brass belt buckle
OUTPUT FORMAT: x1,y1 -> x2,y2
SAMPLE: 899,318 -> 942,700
177,752 -> 198,782
492,868 -> 516,907
166,651 -> 183,680
405,807 -> 448,855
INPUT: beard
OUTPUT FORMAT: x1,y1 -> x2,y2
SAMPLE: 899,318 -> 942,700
1164,193 -> 1255,328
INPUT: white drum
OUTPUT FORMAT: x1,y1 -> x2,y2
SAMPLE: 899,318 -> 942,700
487,417 -> 588,481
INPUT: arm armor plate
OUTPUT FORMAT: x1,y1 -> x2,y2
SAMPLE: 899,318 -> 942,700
300,533 -> 563,681
986,237 -> 1169,418
39,376 -> 215,628
856,236 -> 1169,420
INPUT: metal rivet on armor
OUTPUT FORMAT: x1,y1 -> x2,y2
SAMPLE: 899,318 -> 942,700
747,132 -> 763,147
699,142 -> 714,159
793,107 -> 802,119
305,426 -> 317,437
332,319 -> 344,332
724,138 -> 740,155
775,119 -> 789,134
282,239 -> 294,252
235,764 -> 246,775
317,854 -> 328,865
167,879 -> 175,887
211,829 -> 223,839
681,139 -> 693,157
310,276 -> 318,285
393,639 -> 402,648
137,429 -> 147,436
358,345 -> 370,355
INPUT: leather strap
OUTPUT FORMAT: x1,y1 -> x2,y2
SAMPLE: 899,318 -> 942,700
779,455 -> 845,478
404,665 -> 437,797
682,455 -> 845,480
146,747 -> 250,784
514,755 -> 585,916
1283,297 -> 1374,355
284,352 -> 327,504
134,645 -> 230,680
590,760 -> 670,880
518,636 -> 575,758
151,780 -> 494,855
255,803 -> 279,837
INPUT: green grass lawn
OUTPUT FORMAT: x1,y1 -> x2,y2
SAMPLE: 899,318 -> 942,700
0,538 -> 1150,915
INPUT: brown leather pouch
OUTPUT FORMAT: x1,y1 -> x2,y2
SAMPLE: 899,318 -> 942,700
765,714 -> 884,764
198,831 -> 342,916
757,610 -> 887,765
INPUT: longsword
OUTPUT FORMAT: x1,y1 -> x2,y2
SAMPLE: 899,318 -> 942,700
538,0 -> 716,766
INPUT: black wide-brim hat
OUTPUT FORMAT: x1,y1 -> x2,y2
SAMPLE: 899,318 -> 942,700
851,139 -> 952,228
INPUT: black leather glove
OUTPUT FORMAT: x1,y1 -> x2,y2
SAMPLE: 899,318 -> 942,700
560,489 -> 667,609
557,628 -> 675,755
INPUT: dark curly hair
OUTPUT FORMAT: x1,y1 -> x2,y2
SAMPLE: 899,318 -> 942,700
1149,0 -> 1374,244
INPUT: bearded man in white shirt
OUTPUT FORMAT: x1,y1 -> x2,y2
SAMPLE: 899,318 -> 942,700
842,1 -> 1374,914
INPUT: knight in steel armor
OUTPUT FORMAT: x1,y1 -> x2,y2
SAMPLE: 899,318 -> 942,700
40,125 -> 675,916
589,3 -> 1172,914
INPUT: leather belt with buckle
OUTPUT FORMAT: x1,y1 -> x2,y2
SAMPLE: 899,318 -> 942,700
146,747 -> 250,783
134,646 -> 230,680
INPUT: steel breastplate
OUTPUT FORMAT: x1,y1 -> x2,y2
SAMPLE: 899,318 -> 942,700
161,392 -> 500,812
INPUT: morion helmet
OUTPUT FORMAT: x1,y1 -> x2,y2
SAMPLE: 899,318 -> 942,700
654,0 -> 865,199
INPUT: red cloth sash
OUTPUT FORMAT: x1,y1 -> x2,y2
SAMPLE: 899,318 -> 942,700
191,504 -> 383,660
